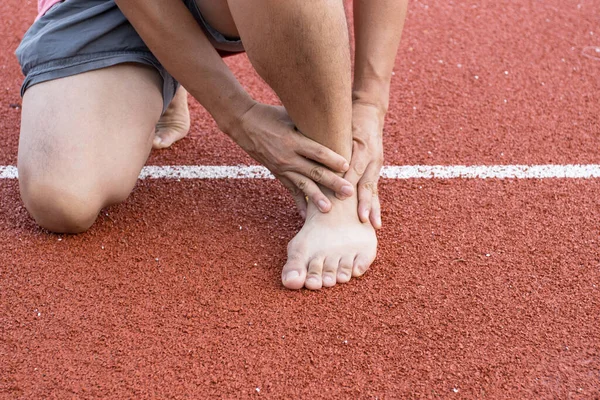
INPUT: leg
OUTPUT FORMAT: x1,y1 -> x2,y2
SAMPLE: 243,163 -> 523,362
222,0 -> 377,289
18,64 -> 164,233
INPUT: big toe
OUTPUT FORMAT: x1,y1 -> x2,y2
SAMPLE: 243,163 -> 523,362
153,130 -> 180,149
281,256 -> 306,290
352,252 -> 374,278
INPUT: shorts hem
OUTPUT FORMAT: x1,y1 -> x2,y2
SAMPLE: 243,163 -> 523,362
21,51 -> 177,114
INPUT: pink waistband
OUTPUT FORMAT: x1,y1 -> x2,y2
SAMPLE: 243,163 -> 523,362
37,0 -> 62,20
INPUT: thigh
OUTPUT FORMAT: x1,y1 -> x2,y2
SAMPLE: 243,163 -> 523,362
193,0 -> 239,38
18,63 -> 164,207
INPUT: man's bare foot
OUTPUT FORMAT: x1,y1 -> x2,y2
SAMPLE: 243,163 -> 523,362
153,86 -> 191,149
281,192 -> 377,290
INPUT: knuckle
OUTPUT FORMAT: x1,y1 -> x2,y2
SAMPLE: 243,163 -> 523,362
275,156 -> 289,171
296,179 -> 308,191
309,166 -> 324,182
314,147 -> 327,160
353,138 -> 368,151
353,161 -> 367,175
361,181 -> 379,196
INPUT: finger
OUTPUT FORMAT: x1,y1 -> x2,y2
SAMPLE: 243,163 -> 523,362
344,141 -> 368,187
370,194 -> 382,229
287,172 -> 331,213
279,176 -> 308,219
297,160 -> 354,199
292,193 -> 308,220
357,164 -> 380,224
296,138 -> 350,173
357,180 -> 373,223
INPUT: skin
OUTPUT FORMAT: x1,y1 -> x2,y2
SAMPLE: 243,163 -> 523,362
18,2 -> 353,233
152,0 -> 408,288
347,0 -> 408,229
114,0 -> 355,213
154,0 -> 409,229
19,64 -> 165,233
222,0 -> 375,289
153,85 -> 190,149
19,0 -> 407,290
141,0 -> 408,289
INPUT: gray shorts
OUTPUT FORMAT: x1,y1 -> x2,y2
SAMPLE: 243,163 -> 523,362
15,0 -> 244,113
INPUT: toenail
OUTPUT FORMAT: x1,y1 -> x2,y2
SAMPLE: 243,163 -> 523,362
338,272 -> 348,280
285,271 -> 299,281
323,276 -> 334,285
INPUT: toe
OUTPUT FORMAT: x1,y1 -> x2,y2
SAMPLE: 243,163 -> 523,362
153,130 -> 178,149
352,253 -> 374,278
321,257 -> 339,288
305,258 -> 324,290
337,256 -> 354,283
281,253 -> 307,290
153,135 -> 165,149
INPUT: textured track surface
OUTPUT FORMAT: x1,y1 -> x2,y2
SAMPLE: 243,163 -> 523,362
1,0 -> 600,398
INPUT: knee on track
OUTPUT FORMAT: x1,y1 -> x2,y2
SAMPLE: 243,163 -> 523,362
19,176 -> 106,234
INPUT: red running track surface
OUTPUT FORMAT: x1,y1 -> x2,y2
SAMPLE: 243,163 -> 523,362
1,0 -> 600,398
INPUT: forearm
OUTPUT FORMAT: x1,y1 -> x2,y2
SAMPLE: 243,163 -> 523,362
114,0 -> 254,134
353,0 -> 408,113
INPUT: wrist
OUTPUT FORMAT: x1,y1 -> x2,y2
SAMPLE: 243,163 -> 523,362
207,91 -> 256,137
352,78 -> 390,115
352,95 -> 388,123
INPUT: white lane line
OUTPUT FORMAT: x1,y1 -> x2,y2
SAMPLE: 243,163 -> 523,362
2,165 -> 600,180
139,165 -> 275,179
0,166 -> 18,179
381,164 -> 600,179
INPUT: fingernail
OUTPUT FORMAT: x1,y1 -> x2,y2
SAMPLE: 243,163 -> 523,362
285,271 -> 299,281
342,162 -> 350,172
341,185 -> 353,197
318,200 -> 329,211
300,210 -> 306,219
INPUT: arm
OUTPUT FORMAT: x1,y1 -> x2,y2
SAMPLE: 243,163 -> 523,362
114,0 -> 353,216
345,0 -> 408,228
114,0 -> 252,133
352,0 -> 407,112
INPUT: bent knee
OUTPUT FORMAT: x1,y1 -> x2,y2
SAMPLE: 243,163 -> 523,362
19,176 -> 105,234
